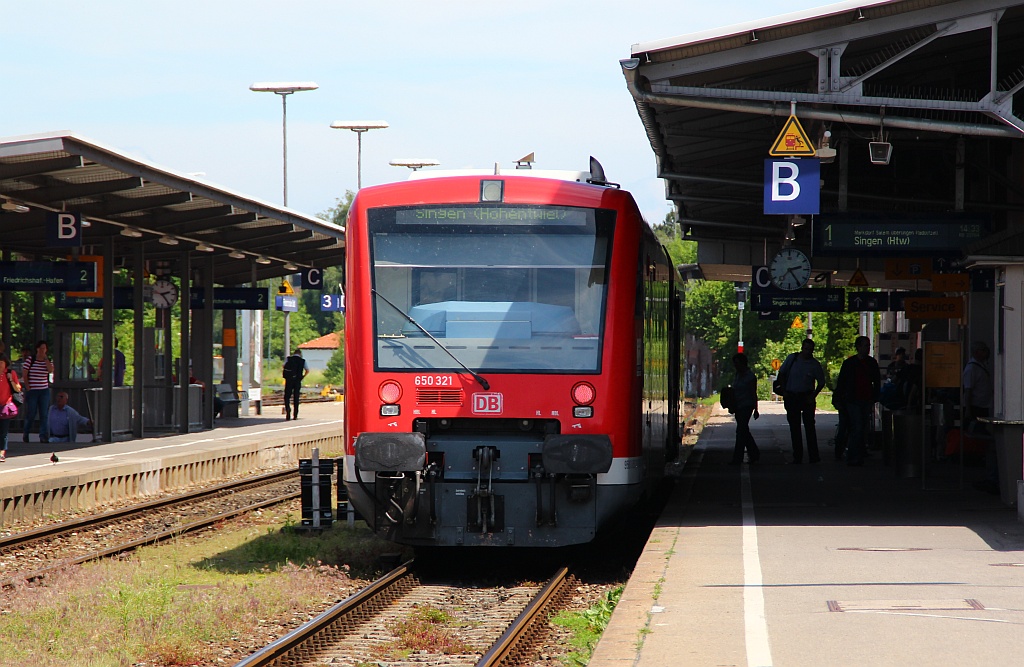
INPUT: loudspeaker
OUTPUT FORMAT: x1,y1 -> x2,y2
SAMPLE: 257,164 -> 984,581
868,142 -> 892,165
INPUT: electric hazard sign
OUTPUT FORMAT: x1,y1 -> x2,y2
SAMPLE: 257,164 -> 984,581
769,115 -> 816,157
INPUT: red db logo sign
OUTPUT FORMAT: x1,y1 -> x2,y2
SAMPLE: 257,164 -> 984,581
472,392 -> 503,414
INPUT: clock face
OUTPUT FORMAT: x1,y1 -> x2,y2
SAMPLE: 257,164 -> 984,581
152,279 -> 179,308
770,248 -> 812,290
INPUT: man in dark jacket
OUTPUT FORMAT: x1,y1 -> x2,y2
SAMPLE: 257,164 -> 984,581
834,335 -> 881,466
282,349 -> 309,420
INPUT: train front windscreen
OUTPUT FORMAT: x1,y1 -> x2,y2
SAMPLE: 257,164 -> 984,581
368,204 -> 614,373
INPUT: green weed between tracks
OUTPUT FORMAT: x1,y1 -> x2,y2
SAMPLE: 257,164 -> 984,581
0,509 -> 409,667
551,586 -> 623,666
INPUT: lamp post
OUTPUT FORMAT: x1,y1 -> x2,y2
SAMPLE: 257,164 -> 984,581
249,82 -> 319,206
330,121 -> 389,190
250,82 -> 317,382
390,159 -> 441,171
734,282 -> 747,354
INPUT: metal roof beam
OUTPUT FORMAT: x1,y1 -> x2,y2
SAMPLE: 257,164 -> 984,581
160,211 -> 260,236
19,176 -> 144,203
133,204 -> 234,227
76,191 -> 194,216
0,155 -> 84,180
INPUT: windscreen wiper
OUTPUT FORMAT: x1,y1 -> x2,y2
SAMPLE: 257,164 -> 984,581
372,289 -> 491,390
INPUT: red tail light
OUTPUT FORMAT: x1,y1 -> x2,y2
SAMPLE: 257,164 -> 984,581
379,380 -> 402,404
571,381 -> 596,405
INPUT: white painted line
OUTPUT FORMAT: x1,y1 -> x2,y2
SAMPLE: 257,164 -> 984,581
742,464 -> 774,667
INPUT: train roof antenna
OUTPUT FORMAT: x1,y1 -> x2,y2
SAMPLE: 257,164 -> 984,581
587,156 -> 620,188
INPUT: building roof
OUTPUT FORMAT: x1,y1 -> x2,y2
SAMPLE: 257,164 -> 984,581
623,0 -> 1024,285
0,132 -> 344,286
298,332 -> 340,350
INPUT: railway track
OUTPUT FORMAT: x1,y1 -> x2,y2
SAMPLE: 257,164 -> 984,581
0,469 -> 300,586
235,562 -> 576,667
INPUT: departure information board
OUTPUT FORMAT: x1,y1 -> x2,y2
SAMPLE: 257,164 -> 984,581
812,214 -> 988,257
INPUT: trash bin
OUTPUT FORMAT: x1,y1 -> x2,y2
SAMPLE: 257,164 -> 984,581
892,411 -> 924,478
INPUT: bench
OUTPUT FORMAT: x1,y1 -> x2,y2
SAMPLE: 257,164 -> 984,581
215,383 -> 241,418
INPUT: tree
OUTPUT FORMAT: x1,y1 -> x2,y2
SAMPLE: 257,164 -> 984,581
323,344 -> 345,384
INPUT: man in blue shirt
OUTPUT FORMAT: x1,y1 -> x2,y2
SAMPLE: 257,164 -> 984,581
47,391 -> 93,442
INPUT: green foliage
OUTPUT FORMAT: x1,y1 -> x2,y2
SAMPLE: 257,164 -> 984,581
551,586 -> 623,666
324,343 -> 346,384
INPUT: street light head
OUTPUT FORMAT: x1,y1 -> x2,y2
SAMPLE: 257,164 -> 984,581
249,82 -> 319,94
390,158 -> 441,170
331,120 -> 389,132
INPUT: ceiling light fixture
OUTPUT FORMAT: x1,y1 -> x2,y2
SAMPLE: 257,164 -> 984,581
283,262 -> 298,271
120,227 -> 144,238
229,250 -> 246,259
195,242 -> 215,252
255,255 -> 272,265
159,235 -> 179,246
0,200 -> 29,213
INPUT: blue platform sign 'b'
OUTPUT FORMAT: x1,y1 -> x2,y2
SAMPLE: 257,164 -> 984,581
763,158 -> 819,215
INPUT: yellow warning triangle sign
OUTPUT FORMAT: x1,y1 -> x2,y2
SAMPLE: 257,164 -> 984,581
848,267 -> 869,287
791,315 -> 804,329
769,115 -> 816,157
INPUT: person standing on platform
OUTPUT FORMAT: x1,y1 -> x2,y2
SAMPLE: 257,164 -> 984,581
46,391 -> 93,443
834,335 -> 881,466
0,356 -> 23,462
98,338 -> 127,387
282,349 -> 309,421
963,341 -> 998,494
780,337 -> 826,463
21,340 -> 53,443
729,352 -> 760,465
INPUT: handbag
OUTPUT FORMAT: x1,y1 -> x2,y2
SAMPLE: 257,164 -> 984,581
0,401 -> 17,420
7,372 -> 22,405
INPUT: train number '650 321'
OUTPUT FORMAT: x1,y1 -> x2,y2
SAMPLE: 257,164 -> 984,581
414,374 -> 454,387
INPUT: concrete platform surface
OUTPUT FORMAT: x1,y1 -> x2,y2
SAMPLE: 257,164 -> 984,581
592,402 -> 1024,667
0,400 -> 344,525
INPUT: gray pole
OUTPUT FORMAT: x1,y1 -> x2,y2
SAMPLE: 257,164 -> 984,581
280,92 -> 289,207
355,130 -> 364,190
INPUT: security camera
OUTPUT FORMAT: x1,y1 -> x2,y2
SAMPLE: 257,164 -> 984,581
869,142 -> 892,165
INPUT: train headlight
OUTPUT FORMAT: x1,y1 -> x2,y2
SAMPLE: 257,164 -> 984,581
571,381 -> 596,405
573,406 -> 593,418
380,404 -> 401,417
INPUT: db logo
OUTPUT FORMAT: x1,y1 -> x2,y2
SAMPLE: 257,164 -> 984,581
472,392 -> 503,414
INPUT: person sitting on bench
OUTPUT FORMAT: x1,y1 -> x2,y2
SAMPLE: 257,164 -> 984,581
47,391 -> 93,443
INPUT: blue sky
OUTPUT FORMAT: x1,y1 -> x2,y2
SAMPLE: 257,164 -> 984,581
2,0 -> 832,225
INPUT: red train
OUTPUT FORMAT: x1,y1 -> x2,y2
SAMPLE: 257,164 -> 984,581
342,160 -> 684,547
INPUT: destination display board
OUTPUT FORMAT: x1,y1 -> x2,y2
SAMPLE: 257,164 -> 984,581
0,261 -> 96,292
190,287 -> 270,310
812,214 -> 988,257
57,286 -> 133,309
750,288 -> 845,312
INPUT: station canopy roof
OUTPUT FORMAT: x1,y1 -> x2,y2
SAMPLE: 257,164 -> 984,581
623,0 -> 1024,285
0,132 -> 344,286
